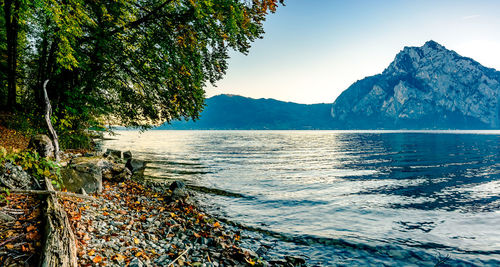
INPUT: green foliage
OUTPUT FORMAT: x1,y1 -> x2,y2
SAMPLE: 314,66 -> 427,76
2,0 -> 283,139
0,187 -> 10,205
0,150 -> 63,190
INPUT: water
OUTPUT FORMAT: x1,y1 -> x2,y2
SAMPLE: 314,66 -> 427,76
103,130 -> 500,266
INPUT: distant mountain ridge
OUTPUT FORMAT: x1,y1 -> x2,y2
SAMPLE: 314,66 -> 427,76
331,40 -> 500,129
161,41 -> 500,130
158,94 -> 335,130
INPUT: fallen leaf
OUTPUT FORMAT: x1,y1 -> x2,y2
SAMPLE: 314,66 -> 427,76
26,225 -> 36,232
213,222 -> 221,228
134,238 -> 140,244
92,255 -> 103,263
88,249 -> 95,256
112,253 -> 126,261
5,244 -> 14,249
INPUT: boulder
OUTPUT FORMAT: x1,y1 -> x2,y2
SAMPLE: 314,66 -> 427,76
104,149 -> 122,159
61,159 -> 102,194
125,159 -> 147,176
101,161 -> 132,181
28,134 -> 54,158
169,180 -> 188,201
123,151 -> 132,161
284,255 -> 306,266
65,157 -> 131,186
0,161 -> 36,189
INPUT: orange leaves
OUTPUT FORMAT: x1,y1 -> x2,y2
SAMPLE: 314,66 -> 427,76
213,221 -> 221,228
116,209 -> 127,215
112,253 -> 126,261
92,255 -> 103,263
88,249 -> 95,256
25,225 -> 36,232
0,190 -> 43,264
0,124 -> 29,151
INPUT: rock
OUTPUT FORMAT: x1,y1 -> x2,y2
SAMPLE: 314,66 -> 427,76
129,258 -> 143,267
61,158 -> 102,194
126,159 -> 147,176
241,248 -> 258,259
123,151 -> 132,161
104,149 -> 122,159
101,160 -> 132,181
28,134 -> 54,158
284,255 -> 306,266
169,180 -> 189,201
0,162 -> 36,189
332,40 -> 500,129
169,180 -> 186,191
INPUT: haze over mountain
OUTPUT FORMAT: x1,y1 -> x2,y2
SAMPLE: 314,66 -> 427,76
162,41 -> 500,130
158,94 -> 335,130
332,40 -> 500,129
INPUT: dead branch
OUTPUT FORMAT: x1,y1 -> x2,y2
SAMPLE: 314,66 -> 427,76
42,79 -> 60,162
8,189 -> 97,202
168,246 -> 191,266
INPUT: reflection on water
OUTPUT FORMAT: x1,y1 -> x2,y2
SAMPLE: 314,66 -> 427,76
103,130 -> 500,266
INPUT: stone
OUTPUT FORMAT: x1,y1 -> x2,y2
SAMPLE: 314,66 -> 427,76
125,159 -> 147,176
28,134 -> 54,158
0,162 -> 35,189
123,151 -> 132,161
169,180 -> 189,201
61,159 -> 102,194
104,149 -> 122,159
101,160 -> 132,181
284,255 -> 306,265
129,258 -> 144,267
169,180 -> 186,191
332,40 -> 500,129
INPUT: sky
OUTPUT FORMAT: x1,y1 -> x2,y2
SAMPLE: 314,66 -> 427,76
204,0 -> 500,104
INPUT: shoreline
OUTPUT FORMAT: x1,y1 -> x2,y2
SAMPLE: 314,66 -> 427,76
62,178 -> 257,266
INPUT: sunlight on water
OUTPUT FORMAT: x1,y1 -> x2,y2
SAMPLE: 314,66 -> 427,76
103,130 -> 500,266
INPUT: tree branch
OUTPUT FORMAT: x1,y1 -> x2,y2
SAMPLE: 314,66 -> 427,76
9,189 -> 97,202
108,0 -> 176,36
42,79 -> 60,162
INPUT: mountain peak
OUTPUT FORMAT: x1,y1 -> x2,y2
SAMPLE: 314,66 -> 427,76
422,40 -> 445,50
332,41 -> 500,129
386,40 -> 456,75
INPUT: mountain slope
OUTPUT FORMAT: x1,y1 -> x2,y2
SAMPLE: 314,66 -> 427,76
159,94 -> 335,130
332,40 -> 500,129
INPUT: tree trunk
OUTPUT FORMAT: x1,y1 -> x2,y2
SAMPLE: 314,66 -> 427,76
3,0 -> 19,109
40,177 -> 77,267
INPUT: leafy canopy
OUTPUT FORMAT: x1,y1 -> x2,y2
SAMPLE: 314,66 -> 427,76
1,0 -> 283,135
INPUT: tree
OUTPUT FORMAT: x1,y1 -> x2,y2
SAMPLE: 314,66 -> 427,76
2,0 -> 283,146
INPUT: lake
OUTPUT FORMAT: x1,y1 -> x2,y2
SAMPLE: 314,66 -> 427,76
102,130 -> 500,266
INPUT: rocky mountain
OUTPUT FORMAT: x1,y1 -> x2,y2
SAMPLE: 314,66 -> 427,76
332,40 -> 500,129
158,94 -> 335,130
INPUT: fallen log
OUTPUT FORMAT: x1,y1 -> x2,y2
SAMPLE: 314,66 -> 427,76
40,177 -> 77,267
8,188 -> 97,202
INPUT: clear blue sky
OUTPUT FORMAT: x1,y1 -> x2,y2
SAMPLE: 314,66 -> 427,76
205,0 -> 500,104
